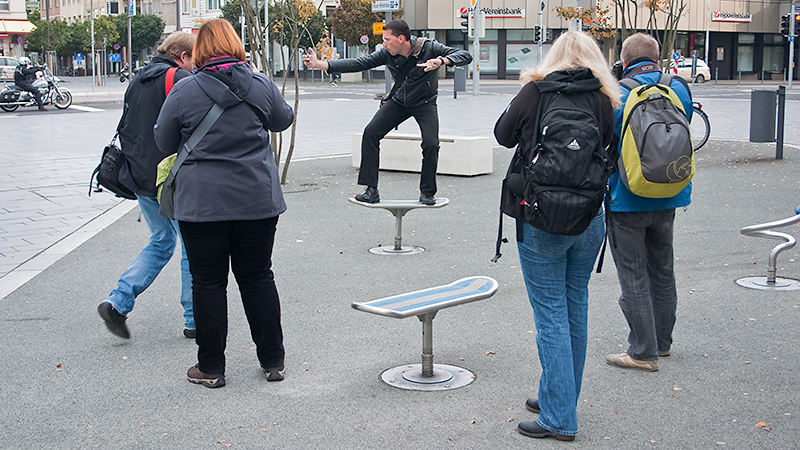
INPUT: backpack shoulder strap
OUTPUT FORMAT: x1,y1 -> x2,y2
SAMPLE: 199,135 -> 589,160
411,36 -> 427,58
165,67 -> 179,96
619,77 -> 641,92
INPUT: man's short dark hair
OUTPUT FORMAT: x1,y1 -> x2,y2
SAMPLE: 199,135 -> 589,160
384,19 -> 411,42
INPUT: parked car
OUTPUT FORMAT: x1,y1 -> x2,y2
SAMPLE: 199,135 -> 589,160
673,58 -> 711,83
0,56 -> 20,81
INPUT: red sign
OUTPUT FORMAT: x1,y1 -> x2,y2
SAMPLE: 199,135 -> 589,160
459,6 -> 468,15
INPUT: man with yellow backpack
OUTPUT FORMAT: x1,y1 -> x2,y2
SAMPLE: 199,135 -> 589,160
605,33 -> 694,372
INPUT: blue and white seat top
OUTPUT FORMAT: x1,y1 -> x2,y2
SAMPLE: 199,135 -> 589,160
352,276 -> 498,319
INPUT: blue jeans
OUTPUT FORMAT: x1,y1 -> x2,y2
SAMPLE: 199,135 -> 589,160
517,213 -> 604,436
607,209 -> 677,361
106,195 -> 194,330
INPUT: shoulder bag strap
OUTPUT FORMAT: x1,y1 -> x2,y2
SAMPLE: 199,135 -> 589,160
203,69 -> 270,131
168,103 -> 225,178
165,67 -> 179,96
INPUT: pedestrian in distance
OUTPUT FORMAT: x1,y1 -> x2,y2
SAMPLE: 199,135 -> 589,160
154,18 -> 294,389
97,31 -> 197,340
494,31 -> 621,441
14,56 -> 45,111
604,33 -> 693,372
302,19 -> 472,205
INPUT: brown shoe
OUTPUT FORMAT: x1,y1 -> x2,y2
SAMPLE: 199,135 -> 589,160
187,364 -> 225,388
606,352 -> 659,372
658,350 -> 671,357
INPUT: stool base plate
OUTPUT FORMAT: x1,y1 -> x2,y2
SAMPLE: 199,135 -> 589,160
380,363 -> 475,391
736,276 -> 800,291
369,245 -> 425,255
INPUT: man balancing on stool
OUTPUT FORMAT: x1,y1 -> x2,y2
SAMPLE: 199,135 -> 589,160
302,19 -> 471,205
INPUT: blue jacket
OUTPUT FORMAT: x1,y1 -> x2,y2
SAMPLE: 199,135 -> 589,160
608,61 -> 693,212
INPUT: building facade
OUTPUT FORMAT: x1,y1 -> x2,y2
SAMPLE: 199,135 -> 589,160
396,0 -> 798,81
1,0 -> 35,57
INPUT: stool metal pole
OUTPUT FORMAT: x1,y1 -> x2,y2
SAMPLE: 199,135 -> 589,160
418,312 -> 437,377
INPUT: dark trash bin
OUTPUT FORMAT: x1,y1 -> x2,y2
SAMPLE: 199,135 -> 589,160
750,90 -> 777,143
454,66 -> 466,92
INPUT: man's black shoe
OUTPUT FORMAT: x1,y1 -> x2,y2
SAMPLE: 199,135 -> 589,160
419,194 -> 436,205
517,421 -> 574,441
97,302 -> 130,339
183,329 -> 196,339
355,186 -> 380,203
525,398 -> 540,414
38,106 -> 46,111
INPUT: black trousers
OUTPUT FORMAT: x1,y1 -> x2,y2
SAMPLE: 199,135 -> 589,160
16,81 -> 43,107
358,100 -> 440,197
179,217 -> 284,375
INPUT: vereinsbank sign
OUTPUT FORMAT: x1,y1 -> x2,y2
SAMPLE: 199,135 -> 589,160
465,6 -> 526,18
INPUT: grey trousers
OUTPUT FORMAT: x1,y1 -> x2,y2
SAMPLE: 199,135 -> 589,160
607,209 -> 678,361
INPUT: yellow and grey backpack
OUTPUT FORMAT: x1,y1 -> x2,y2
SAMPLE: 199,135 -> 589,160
618,73 -> 693,198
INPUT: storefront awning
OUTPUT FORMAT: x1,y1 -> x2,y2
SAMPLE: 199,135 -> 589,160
0,19 -> 36,34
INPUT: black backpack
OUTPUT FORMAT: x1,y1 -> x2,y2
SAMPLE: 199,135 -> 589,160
492,74 -> 613,262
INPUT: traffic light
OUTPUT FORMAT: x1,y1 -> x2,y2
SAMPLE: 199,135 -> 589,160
781,13 -> 790,36
534,25 -> 542,42
460,11 -> 470,35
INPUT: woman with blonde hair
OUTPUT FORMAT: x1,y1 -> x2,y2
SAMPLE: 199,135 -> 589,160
494,31 -> 620,440
154,18 -> 294,388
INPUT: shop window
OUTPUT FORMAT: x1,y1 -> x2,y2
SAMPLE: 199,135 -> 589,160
763,46 -> 784,72
0,0 -> 8,11
737,46 -> 754,72
507,29 -> 534,41
738,33 -> 755,44
764,34 -> 783,45
208,0 -> 220,10
506,43 -> 549,74
467,43 -> 497,74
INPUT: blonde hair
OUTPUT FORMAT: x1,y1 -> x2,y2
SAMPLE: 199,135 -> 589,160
520,31 -> 621,108
157,31 -> 196,60
193,19 -> 247,69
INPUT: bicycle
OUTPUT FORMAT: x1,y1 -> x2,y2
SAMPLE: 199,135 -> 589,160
691,101 -> 710,151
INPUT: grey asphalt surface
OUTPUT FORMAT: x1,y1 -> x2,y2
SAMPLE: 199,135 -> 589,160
2,75 -> 800,448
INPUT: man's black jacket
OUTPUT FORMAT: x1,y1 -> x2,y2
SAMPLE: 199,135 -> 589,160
118,55 -> 191,198
14,64 -> 39,85
327,37 -> 472,108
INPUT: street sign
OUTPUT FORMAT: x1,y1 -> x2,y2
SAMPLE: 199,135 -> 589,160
672,51 -> 680,60
373,22 -> 385,35
113,44 -> 120,50
360,35 -> 369,44
109,53 -> 121,62
791,35 -> 796,42
25,0 -> 39,11
371,0 -> 399,12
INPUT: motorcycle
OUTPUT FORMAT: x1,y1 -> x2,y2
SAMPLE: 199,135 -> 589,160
120,63 -> 130,82
0,65 -> 73,112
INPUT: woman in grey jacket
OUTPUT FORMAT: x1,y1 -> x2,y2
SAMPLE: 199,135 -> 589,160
154,18 -> 294,388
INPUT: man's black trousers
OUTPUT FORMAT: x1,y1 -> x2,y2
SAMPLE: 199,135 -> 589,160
16,81 -> 43,107
358,99 -> 439,197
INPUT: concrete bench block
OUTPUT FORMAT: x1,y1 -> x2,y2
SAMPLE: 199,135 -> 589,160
352,132 -> 493,176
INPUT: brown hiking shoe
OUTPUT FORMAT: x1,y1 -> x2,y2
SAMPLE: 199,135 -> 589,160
606,352 -> 659,372
187,364 -> 225,388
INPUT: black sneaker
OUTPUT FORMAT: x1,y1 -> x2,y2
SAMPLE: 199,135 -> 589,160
97,302 -> 130,339
419,194 -> 436,205
264,365 -> 285,382
355,186 -> 380,203
183,329 -> 196,339
187,364 -> 225,388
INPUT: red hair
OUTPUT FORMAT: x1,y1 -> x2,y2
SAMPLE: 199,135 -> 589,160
193,19 -> 246,68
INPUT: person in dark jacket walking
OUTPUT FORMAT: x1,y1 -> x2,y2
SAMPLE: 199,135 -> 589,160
97,31 -> 197,340
14,56 -> 45,110
154,19 -> 294,388
494,31 -> 620,441
302,19 -> 472,205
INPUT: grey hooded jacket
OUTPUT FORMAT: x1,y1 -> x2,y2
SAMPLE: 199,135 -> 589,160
154,59 -> 294,222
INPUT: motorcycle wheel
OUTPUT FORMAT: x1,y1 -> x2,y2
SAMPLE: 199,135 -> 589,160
0,104 -> 19,112
54,91 -> 72,109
